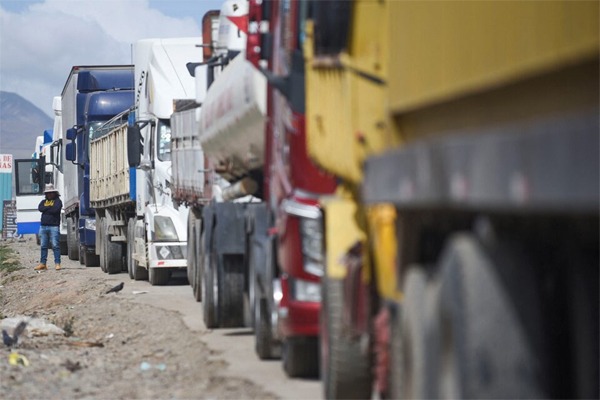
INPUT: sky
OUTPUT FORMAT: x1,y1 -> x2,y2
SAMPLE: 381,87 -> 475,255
0,0 -> 223,117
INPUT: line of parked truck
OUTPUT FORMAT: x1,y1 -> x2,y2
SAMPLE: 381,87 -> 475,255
14,0 -> 598,398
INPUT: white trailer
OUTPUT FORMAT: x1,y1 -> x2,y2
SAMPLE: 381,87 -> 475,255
109,38 -> 202,284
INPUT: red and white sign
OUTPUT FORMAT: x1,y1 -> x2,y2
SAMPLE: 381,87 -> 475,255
0,154 -> 13,173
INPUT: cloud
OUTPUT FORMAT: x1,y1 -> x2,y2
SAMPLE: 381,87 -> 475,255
0,0 -> 202,116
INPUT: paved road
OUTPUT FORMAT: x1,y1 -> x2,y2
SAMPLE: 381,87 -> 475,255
98,269 -> 322,399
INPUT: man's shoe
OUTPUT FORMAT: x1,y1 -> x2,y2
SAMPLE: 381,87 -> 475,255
55,264 -> 61,271
34,264 -> 47,271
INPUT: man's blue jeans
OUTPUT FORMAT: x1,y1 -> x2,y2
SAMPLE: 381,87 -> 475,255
39,225 -> 61,265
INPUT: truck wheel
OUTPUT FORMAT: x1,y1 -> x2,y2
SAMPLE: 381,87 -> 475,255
202,250 -> 219,328
432,233 -> 546,399
321,276 -> 372,399
246,239 -> 258,330
66,218 -> 79,260
193,228 -> 204,302
85,249 -> 100,267
217,255 -> 245,328
390,266 -> 432,399
133,264 -> 148,281
104,219 -> 123,275
98,217 -> 106,272
149,267 -> 170,285
255,295 -> 280,359
126,219 -> 135,279
283,337 -> 319,378
187,212 -> 196,286
60,239 -> 68,255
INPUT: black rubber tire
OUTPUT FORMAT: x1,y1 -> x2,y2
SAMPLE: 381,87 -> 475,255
79,245 -> 85,265
202,249 -> 219,329
391,266 -> 430,399
133,263 -> 148,281
104,218 -> 123,275
187,212 -> 196,286
149,267 -> 170,286
432,233 -> 547,399
193,227 -> 204,302
217,255 -> 245,328
246,237 -> 258,330
321,276 -> 372,399
98,217 -> 107,272
283,337 -> 319,378
66,217 -> 79,260
255,295 -> 281,360
126,219 -> 135,279
60,239 -> 68,255
84,249 -> 99,267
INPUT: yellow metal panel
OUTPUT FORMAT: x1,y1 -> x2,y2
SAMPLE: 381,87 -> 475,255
322,194 -> 365,280
305,1 -> 400,184
367,204 -> 402,302
388,1 -> 600,113
347,0 -> 388,81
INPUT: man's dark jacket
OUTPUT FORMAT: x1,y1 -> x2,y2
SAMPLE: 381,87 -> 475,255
38,197 -> 62,226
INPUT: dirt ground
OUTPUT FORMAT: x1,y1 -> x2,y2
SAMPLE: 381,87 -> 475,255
0,237 -> 277,400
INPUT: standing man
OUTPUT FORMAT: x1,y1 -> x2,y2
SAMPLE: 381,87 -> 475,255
35,184 -> 63,271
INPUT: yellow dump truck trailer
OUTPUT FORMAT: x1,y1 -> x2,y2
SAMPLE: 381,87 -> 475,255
305,1 -> 598,398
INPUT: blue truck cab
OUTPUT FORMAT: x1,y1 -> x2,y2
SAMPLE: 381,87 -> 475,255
65,68 -> 134,265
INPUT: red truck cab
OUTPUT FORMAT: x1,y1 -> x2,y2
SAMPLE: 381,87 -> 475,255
248,0 -> 336,377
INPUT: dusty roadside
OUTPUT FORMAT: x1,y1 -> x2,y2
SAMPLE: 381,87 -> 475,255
0,238 -> 276,399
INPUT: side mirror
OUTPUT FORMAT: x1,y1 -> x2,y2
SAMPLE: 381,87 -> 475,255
66,127 -> 77,141
65,142 -> 76,162
127,125 -> 141,167
50,140 -> 62,171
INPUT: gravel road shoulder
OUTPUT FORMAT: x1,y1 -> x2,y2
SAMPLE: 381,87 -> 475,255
0,238 -> 277,399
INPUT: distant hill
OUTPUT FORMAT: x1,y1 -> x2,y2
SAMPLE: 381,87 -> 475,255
0,91 -> 53,160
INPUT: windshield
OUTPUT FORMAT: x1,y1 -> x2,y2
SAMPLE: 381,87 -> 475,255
88,121 -> 105,142
157,119 -> 171,162
85,121 -> 106,161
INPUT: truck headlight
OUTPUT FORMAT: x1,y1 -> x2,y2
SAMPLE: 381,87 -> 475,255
85,219 -> 96,231
153,216 -> 179,242
293,278 -> 321,302
299,217 -> 324,277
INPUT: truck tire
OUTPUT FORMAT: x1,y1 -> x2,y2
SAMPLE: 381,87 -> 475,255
149,267 -> 170,285
187,212 -> 196,286
321,276 -> 372,399
66,218 -> 79,260
85,248 -> 100,267
98,216 -> 107,272
390,266 -> 431,399
60,239 -> 68,255
126,219 -> 135,279
202,250 -> 219,328
217,255 -> 245,328
193,227 -> 204,302
432,233 -> 547,399
133,264 -> 148,281
283,337 -> 319,378
103,218 -> 123,275
255,296 -> 280,359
